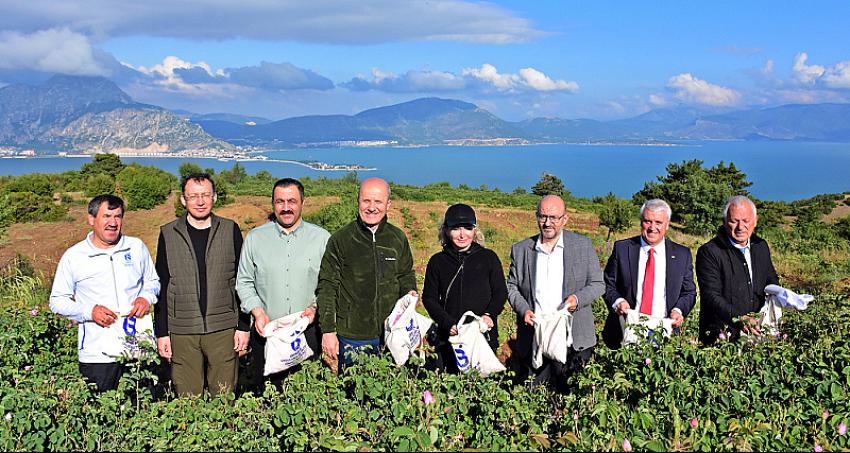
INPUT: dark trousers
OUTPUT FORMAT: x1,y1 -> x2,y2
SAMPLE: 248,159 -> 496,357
429,329 -> 499,374
79,362 -> 125,392
337,335 -> 381,373
249,323 -> 320,392
519,346 -> 594,394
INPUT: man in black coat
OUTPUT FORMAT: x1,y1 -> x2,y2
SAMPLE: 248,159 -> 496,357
601,199 -> 696,349
696,195 -> 779,345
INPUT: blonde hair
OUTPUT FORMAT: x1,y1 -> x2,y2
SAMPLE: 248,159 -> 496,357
438,222 -> 485,248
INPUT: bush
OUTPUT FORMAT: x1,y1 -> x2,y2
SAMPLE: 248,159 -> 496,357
116,164 -> 177,211
531,172 -> 568,197
2,174 -> 55,198
595,192 -> 634,240
84,174 -> 116,197
2,192 -> 66,223
80,153 -> 125,179
634,160 -> 752,235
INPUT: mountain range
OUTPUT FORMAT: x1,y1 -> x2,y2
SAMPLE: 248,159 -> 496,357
2,75 -> 850,154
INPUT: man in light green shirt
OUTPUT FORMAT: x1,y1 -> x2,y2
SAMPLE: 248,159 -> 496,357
237,178 -> 330,390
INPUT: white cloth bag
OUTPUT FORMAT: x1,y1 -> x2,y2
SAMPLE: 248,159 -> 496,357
759,285 -> 813,336
448,311 -> 505,377
532,309 -> 573,369
101,313 -> 155,359
262,312 -> 313,376
619,309 -> 673,345
384,293 -> 434,366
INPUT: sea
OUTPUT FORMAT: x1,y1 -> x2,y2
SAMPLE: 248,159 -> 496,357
1,140 -> 848,201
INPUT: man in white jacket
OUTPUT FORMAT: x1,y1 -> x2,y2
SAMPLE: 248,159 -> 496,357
50,195 -> 160,391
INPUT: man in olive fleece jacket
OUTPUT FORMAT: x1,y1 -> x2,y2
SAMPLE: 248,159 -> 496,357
317,178 -> 417,371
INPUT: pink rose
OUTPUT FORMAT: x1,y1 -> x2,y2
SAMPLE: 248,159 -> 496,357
690,418 -> 698,429
423,390 -> 435,405
623,438 -> 632,452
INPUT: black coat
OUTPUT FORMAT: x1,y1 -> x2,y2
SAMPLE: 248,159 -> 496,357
696,228 -> 779,345
422,243 -> 507,350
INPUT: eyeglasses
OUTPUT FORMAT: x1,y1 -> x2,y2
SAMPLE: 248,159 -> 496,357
536,213 -> 564,223
184,193 -> 213,202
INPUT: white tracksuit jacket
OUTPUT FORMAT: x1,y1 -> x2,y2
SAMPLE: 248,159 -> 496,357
49,233 -> 160,363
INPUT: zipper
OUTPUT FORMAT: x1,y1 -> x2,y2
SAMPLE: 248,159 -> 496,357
109,255 -> 120,316
372,230 -> 379,333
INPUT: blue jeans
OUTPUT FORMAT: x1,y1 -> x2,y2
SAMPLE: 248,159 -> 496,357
338,336 -> 381,372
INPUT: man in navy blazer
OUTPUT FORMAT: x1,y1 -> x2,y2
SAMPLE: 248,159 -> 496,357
602,199 -> 696,349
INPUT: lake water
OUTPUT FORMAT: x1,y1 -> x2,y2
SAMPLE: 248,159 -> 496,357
1,141 -> 848,201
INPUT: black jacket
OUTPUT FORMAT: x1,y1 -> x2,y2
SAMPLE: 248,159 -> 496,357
422,243 -> 507,349
696,228 -> 779,345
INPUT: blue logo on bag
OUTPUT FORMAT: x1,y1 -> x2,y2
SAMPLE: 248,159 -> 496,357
123,317 -> 137,336
454,347 -> 469,368
289,328 -> 304,352
405,318 -> 415,331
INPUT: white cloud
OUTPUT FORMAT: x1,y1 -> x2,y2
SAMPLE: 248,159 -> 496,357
666,73 -> 741,106
792,52 -> 825,85
3,0 -> 542,45
463,64 -> 579,93
821,61 -> 850,89
463,64 -> 516,90
762,59 -> 774,75
649,93 -> 669,106
0,28 -> 107,76
518,67 -> 579,92
345,64 -> 577,94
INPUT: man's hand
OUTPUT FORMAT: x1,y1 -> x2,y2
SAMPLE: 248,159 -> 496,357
565,295 -> 578,312
740,314 -> 762,336
251,307 -> 270,336
301,307 -> 317,324
156,336 -> 172,361
449,325 -> 459,336
234,330 -> 250,352
322,332 -> 339,361
92,305 -> 118,327
482,315 -> 494,330
128,297 -> 150,318
523,310 -> 536,327
670,310 -> 685,328
617,301 -> 630,316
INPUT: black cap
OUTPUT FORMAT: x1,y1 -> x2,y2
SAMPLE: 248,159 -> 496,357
444,203 -> 477,228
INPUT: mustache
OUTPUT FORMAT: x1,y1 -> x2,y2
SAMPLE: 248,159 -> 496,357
279,211 -> 295,215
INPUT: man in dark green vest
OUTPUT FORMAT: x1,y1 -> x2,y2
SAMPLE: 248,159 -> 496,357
154,173 -> 250,396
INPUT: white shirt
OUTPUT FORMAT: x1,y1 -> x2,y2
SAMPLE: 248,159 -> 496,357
613,237 -> 681,317
534,233 -> 565,314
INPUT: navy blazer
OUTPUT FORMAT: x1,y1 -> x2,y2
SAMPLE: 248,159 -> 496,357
601,236 -> 696,349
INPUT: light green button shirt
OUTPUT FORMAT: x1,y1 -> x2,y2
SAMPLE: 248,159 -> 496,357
237,219 -> 330,321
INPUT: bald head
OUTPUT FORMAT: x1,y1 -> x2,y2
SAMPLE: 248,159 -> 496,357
536,195 -> 567,242
358,178 -> 391,227
538,195 -> 565,214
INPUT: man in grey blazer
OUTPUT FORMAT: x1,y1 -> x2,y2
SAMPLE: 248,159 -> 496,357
507,195 -> 605,392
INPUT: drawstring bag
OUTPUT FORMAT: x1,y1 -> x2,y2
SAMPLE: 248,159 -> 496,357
448,311 -> 505,377
384,293 -> 434,366
263,312 -> 313,376
532,309 -> 573,369
619,309 -> 673,346
101,312 -> 155,359
759,284 -> 813,336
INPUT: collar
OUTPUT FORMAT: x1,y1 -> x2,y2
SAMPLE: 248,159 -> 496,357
640,236 -> 665,253
85,231 -> 127,256
535,231 -> 564,253
276,218 -> 304,236
728,236 -> 750,251
357,214 -> 387,235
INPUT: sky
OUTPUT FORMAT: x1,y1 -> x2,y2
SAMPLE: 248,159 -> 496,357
1,0 -> 849,121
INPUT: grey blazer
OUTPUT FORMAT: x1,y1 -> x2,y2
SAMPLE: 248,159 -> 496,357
507,230 -> 605,358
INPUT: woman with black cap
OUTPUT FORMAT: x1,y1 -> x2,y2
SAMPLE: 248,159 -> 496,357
422,203 -> 508,373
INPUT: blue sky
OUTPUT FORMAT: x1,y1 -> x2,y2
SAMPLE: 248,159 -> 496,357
1,0 -> 848,121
